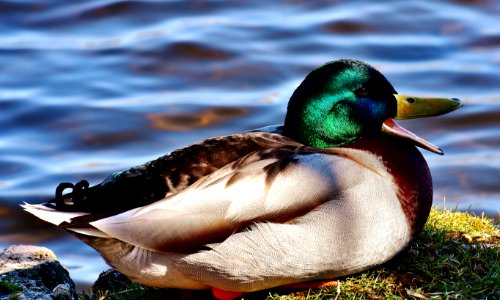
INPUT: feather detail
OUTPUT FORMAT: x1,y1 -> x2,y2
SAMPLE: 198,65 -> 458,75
21,203 -> 88,226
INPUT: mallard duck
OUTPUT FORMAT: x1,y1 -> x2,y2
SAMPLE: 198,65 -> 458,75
23,59 -> 462,299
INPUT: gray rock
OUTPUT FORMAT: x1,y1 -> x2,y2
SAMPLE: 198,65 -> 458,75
52,283 -> 72,300
0,245 -> 75,300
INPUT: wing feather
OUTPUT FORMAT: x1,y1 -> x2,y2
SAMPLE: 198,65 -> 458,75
21,203 -> 88,226
90,148 -> 350,252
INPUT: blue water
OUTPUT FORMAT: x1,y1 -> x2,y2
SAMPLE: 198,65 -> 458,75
0,0 -> 499,289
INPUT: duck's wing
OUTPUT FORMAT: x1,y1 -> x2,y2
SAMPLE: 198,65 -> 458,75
86,144 -> 384,253
128,127 -> 287,195
52,130 -> 294,216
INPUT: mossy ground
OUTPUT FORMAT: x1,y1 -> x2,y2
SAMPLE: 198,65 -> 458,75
82,207 -> 500,300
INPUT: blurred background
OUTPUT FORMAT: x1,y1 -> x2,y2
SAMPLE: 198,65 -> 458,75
0,0 -> 498,290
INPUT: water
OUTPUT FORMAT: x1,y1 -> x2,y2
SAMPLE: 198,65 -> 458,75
0,0 -> 499,289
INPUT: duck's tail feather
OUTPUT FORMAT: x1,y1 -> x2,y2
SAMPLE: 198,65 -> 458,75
21,202 -> 88,226
21,202 -> 110,238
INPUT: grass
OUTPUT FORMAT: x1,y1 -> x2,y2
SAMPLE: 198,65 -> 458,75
0,277 -> 23,300
83,207 -> 500,300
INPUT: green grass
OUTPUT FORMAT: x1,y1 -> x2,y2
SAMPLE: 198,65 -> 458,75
0,277 -> 23,300
83,207 -> 500,300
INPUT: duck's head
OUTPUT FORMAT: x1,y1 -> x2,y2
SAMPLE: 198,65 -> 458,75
284,59 -> 462,154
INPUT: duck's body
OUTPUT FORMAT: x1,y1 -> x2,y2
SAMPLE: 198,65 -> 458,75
23,60 -> 461,296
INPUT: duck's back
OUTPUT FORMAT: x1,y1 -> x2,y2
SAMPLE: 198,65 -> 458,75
57,130 -> 298,217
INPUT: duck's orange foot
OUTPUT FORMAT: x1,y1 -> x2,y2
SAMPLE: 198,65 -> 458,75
281,279 -> 339,289
211,288 -> 246,300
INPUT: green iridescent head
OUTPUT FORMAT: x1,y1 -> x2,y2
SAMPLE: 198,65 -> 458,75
284,59 -> 462,153
284,60 -> 396,148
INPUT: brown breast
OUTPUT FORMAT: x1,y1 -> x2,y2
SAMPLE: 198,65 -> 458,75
342,134 -> 433,238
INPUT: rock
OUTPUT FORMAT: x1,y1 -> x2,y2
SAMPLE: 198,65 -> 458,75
0,245 -> 75,300
92,269 -> 132,294
93,269 -> 214,299
52,283 -> 72,300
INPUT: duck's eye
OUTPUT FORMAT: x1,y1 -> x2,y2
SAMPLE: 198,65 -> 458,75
354,87 -> 368,97
406,98 -> 416,104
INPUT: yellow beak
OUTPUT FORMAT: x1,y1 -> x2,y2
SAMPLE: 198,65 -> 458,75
394,94 -> 463,119
382,94 -> 463,155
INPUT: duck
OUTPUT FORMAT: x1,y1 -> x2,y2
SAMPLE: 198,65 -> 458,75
23,59 -> 462,299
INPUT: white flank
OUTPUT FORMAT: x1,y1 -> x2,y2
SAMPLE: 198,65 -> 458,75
140,263 -> 168,277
